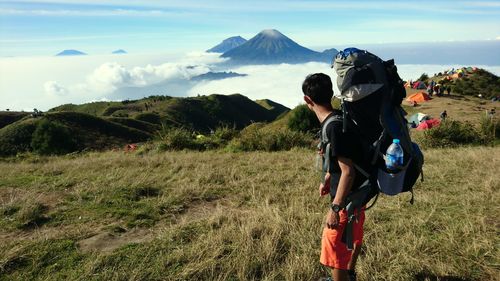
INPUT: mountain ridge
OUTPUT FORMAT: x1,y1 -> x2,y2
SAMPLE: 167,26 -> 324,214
207,36 -> 247,53
221,29 -> 337,64
55,49 -> 87,56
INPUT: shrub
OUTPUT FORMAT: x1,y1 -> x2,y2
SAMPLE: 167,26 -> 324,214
213,126 -> 239,143
156,127 -> 197,150
0,121 -> 37,156
228,123 -> 313,151
479,115 -> 499,143
287,105 -> 319,133
30,120 -> 77,155
418,120 -> 482,148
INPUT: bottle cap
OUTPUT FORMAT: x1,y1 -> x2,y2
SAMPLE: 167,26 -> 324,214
393,139 -> 400,144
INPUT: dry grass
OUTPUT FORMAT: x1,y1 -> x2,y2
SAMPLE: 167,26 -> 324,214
0,146 -> 499,280
404,89 -> 499,124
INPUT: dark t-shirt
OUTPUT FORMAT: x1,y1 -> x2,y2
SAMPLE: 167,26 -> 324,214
321,113 -> 368,198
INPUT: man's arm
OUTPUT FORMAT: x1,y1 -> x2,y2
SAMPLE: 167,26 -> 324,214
325,156 -> 355,229
332,156 -> 355,206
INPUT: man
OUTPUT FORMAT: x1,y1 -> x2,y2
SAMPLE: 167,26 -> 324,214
440,110 -> 447,121
302,73 -> 366,281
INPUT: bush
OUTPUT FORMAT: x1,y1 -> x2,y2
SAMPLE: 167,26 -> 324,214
417,120 -> 482,148
156,127 -> 197,150
30,120 -> 77,155
0,121 -> 37,156
479,115 -> 499,143
287,105 -> 319,133
228,123 -> 313,151
213,126 -> 239,143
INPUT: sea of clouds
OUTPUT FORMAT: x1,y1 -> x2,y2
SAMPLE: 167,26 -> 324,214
1,52 -> 499,111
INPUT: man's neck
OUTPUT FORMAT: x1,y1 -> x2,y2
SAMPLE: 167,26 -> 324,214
315,105 -> 334,123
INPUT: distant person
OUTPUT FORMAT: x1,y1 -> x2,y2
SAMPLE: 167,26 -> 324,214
433,85 -> 439,96
446,86 -> 451,95
488,108 -> 496,119
427,85 -> 433,97
440,110 -> 448,121
302,73 -> 366,281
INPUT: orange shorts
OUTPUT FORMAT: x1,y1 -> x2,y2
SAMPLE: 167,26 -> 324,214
320,208 -> 365,270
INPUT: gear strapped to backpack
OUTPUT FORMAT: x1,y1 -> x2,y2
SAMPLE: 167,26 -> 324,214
320,47 -> 424,250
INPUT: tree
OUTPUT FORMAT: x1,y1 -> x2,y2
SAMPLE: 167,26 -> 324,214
288,104 -> 319,133
418,73 -> 429,81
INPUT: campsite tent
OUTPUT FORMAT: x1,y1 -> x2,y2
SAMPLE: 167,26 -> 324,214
407,92 -> 431,103
408,113 -> 430,125
412,81 -> 427,89
416,119 -> 440,130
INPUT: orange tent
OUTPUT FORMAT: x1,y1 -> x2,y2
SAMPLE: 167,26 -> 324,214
406,92 -> 431,103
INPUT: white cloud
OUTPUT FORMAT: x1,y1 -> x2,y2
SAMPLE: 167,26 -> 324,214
44,81 -> 68,96
2,51 -> 500,112
78,53 -> 224,95
188,62 -> 334,108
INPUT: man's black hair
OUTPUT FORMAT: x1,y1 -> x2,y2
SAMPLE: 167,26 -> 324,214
302,73 -> 334,105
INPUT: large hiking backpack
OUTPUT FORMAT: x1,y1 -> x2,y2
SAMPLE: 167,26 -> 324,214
327,48 -> 424,249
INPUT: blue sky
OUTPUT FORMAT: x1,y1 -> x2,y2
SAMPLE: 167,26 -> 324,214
1,0 -> 500,56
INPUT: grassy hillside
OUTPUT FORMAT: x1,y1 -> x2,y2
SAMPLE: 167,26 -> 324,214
0,147 -> 498,280
50,94 -> 290,133
0,111 -> 30,129
403,90 -> 499,124
0,112 -> 152,156
1,94 -> 290,156
422,68 -> 500,100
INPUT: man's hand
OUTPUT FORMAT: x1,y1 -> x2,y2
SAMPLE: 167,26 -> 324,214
325,209 -> 339,229
319,172 -> 331,197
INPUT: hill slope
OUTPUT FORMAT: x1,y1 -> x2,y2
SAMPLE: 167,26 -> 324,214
0,111 -> 30,129
0,147 -> 497,280
0,112 -> 152,156
49,94 -> 290,132
0,94 -> 290,155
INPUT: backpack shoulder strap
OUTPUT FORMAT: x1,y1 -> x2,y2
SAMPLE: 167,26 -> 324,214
321,114 -> 342,143
320,114 -> 342,173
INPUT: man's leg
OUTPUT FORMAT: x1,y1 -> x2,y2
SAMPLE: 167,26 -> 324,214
348,242 -> 361,270
332,268 -> 349,281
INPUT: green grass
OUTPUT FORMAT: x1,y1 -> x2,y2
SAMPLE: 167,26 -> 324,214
0,112 -> 153,156
48,94 -> 290,133
0,111 -> 30,129
0,147 -> 498,280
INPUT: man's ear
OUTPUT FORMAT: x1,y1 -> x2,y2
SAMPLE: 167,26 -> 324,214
303,95 -> 314,105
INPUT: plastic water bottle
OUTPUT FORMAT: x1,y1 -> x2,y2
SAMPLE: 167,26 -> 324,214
385,139 -> 404,172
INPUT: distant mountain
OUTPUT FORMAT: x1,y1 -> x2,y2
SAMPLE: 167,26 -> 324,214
191,71 -> 247,81
55,49 -> 87,56
112,49 -> 127,54
221,29 -> 337,64
207,36 -> 247,53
